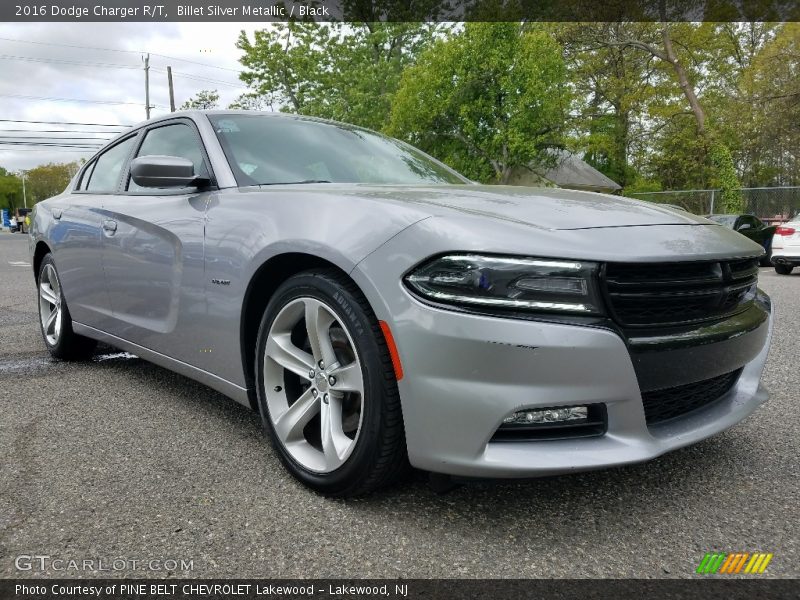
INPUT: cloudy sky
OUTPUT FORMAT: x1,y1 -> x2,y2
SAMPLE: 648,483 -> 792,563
0,22 -> 265,171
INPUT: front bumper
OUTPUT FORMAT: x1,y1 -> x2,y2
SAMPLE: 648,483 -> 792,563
390,297 -> 770,478
353,238 -> 772,479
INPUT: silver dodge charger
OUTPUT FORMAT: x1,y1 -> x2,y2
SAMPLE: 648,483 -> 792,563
29,111 -> 772,496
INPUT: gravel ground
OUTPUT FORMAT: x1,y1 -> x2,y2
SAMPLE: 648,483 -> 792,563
0,232 -> 797,579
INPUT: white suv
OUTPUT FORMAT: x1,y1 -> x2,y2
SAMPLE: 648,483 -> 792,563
771,219 -> 800,275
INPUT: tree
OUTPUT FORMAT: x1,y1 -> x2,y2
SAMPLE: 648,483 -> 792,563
228,92 -> 268,111
0,167 -> 23,212
236,22 -> 438,131
737,23 -> 800,187
180,89 -> 220,110
556,22 -> 668,188
388,23 -> 570,183
25,162 -> 81,205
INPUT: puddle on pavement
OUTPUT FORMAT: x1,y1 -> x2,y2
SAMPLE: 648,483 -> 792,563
0,351 -> 139,375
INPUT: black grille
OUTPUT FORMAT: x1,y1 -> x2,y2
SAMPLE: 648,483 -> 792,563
603,258 -> 759,327
642,369 -> 742,425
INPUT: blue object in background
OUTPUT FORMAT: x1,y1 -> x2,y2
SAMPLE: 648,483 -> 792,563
1,209 -> 9,227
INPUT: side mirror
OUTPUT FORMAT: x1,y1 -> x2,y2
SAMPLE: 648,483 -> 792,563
130,155 -> 208,188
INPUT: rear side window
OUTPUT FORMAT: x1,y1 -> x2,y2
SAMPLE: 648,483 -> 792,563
128,123 -> 207,191
86,136 -> 137,192
738,215 -> 758,229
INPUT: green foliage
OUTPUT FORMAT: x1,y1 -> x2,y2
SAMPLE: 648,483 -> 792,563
237,22 -> 438,131
709,141 -> 743,213
388,23 -> 570,183
0,167 -> 23,211
229,22 -> 799,197
622,178 -> 662,197
0,162 -> 79,210
26,162 -> 81,205
180,89 -> 220,110
734,23 -> 800,187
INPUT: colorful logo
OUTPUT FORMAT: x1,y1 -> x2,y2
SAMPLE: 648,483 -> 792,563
696,552 -> 773,574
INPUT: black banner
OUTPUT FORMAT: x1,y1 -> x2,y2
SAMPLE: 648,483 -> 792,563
1,0 -> 800,23
2,579 -> 799,600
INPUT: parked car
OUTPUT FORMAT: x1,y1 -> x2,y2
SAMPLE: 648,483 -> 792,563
706,214 -> 776,266
771,218 -> 800,274
29,111 -> 772,496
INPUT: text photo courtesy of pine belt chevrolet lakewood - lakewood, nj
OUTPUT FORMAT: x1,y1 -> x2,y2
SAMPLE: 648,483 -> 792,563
0,0 -> 798,597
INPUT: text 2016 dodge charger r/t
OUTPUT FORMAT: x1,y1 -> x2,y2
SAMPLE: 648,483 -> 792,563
29,111 -> 772,496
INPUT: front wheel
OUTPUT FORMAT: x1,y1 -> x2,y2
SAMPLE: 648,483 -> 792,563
775,263 -> 794,275
255,270 -> 407,497
37,254 -> 97,359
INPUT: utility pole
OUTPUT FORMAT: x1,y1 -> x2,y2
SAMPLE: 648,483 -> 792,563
144,53 -> 151,119
21,171 -> 27,208
167,66 -> 176,112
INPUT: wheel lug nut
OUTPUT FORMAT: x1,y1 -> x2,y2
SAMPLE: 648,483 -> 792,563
308,369 -> 315,378
323,393 -> 329,404
328,376 -> 336,386
318,360 -> 325,369
311,389 -> 318,398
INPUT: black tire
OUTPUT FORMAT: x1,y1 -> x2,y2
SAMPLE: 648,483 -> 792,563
37,254 -> 97,360
759,243 -> 772,267
774,263 -> 794,275
254,269 -> 407,497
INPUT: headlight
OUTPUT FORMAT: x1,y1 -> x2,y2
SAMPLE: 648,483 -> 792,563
404,254 -> 604,315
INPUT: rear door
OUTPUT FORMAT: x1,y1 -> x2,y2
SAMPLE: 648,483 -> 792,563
100,119 -> 213,363
735,215 -> 768,246
51,134 -> 139,330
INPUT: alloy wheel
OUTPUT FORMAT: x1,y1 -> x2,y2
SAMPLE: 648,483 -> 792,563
263,297 -> 365,473
39,263 -> 63,346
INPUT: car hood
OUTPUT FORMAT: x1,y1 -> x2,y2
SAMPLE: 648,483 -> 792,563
254,183 -> 708,231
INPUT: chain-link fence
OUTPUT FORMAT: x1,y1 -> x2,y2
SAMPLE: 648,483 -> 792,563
628,187 -> 800,222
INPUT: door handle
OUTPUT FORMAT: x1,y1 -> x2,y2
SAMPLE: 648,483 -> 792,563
102,219 -> 117,233
52,209 -> 62,220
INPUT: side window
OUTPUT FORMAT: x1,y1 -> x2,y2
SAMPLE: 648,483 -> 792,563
128,123 -> 207,191
738,215 -> 757,230
85,136 -> 137,193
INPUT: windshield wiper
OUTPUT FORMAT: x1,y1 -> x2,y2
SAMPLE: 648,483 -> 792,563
258,179 -> 332,186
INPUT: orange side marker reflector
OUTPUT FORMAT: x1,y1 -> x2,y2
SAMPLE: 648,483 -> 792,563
379,320 -> 404,381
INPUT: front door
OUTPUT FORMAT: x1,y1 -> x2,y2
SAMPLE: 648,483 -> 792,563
100,120 -> 212,364
51,135 -> 139,330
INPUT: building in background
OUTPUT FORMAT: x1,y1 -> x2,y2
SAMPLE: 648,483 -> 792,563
507,150 -> 622,194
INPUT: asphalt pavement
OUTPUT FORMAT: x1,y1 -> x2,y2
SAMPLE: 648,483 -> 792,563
0,231 -> 797,578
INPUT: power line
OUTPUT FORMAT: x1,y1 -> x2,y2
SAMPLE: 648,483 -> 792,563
0,35 -> 244,74
0,54 -> 139,70
0,129 -> 122,134
0,136 -> 110,141
151,67 -> 244,89
0,148 -> 94,152
0,119 -> 130,127
0,93 -> 164,108
0,141 -> 103,148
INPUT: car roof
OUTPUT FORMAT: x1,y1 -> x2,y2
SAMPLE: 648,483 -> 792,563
126,109 -> 353,132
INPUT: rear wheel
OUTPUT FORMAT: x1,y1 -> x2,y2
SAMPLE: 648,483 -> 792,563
254,270 -> 407,497
37,254 -> 97,360
774,263 -> 794,275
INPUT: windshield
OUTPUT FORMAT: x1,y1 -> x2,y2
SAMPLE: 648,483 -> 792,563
708,215 -> 737,228
209,114 -> 468,186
